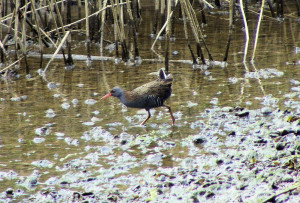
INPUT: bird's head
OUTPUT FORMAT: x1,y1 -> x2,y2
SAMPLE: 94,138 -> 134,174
101,87 -> 124,100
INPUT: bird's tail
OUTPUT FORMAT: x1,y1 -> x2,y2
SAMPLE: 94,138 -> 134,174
159,68 -> 173,81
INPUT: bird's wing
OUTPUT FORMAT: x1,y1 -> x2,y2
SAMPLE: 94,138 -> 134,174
131,79 -> 172,99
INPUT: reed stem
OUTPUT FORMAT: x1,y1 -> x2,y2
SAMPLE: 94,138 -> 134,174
223,0 -> 234,62
31,0 -> 44,69
85,0 -> 91,59
239,0 -> 249,63
252,0 -> 265,62
99,0 -> 108,55
165,0 -> 171,73
0,0 -> 4,64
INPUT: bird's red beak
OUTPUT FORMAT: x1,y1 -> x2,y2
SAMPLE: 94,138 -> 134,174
101,93 -> 111,100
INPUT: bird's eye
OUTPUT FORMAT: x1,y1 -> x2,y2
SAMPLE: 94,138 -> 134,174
111,90 -> 115,93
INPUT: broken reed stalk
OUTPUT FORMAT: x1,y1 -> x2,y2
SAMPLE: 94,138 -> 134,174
151,1 -> 178,50
43,31 -> 70,73
53,0 -> 73,65
165,0 -> 171,73
223,0 -> 234,62
48,0 -> 67,64
0,0 -> 65,24
24,17 -> 50,47
199,0 -> 214,9
252,0 -> 265,62
10,1 -> 48,47
85,0 -> 91,60
262,175 -> 300,203
4,0 -> 298,72
0,56 -> 24,74
1,0 -> 112,47
46,2 -> 127,35
239,0 -> 249,63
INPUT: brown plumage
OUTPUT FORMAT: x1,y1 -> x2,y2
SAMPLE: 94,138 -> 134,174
101,69 -> 175,125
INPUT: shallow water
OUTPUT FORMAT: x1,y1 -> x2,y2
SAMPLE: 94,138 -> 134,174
0,1 -> 300,201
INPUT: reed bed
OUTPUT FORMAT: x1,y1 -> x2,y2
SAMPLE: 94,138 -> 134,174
0,0 -> 299,76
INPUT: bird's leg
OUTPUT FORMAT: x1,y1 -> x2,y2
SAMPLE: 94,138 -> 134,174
164,105 -> 175,125
140,109 -> 151,125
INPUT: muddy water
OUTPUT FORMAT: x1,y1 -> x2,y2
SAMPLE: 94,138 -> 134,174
0,2 -> 300,201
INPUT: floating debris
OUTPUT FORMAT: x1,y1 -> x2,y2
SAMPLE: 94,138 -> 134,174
92,110 -> 100,115
91,117 -> 101,122
72,99 -> 79,107
55,132 -> 65,137
10,96 -> 27,102
245,68 -> 284,79
47,82 -> 59,90
187,101 -> 198,108
35,127 -> 51,136
31,160 -> 54,168
85,99 -> 97,105
45,109 -> 56,118
210,97 -> 218,105
61,102 -> 71,109
77,84 -> 85,88
172,51 -> 179,55
64,137 -> 79,146
32,137 -> 45,144
82,121 -> 95,126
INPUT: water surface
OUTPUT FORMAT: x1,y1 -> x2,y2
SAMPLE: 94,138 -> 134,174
0,2 -> 299,201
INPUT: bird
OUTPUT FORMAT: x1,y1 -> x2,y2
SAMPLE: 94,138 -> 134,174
101,69 -> 175,126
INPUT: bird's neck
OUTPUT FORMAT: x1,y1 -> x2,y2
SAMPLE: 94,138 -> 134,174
117,90 -> 128,105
